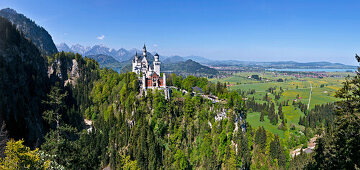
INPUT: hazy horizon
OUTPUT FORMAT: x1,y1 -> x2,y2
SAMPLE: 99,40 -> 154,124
1,0 -> 360,65
56,42 -> 357,66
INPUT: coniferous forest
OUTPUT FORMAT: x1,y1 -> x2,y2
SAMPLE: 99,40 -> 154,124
0,6 -> 359,170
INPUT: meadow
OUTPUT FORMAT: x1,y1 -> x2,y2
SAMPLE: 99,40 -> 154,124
211,71 -> 352,139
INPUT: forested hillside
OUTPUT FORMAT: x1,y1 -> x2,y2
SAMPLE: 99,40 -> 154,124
0,8 -> 58,56
87,54 -> 122,71
0,16 -> 248,168
0,18 -> 250,168
42,65 -> 248,169
0,16 -> 49,148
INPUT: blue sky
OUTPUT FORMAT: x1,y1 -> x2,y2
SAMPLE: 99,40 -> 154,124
1,0 -> 360,65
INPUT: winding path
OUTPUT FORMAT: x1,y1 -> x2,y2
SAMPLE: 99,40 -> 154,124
307,82 -> 312,110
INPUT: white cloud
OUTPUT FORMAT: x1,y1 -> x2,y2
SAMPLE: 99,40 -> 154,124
153,44 -> 158,48
97,35 -> 105,40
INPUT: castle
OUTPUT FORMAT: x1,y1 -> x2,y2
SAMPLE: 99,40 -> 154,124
132,44 -> 166,89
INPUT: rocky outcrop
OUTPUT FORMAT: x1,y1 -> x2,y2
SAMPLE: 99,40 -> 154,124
48,58 -> 80,86
65,59 -> 80,86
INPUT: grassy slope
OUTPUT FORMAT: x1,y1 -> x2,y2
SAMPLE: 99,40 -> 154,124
247,112 -> 285,138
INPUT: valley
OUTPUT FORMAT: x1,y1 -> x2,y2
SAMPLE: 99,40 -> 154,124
0,4 -> 359,170
211,71 -> 348,136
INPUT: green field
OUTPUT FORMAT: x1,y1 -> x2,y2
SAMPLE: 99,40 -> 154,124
247,112 -> 285,138
211,71 -> 351,139
211,72 -> 347,109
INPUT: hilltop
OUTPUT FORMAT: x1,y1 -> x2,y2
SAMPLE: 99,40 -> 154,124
0,8 -> 58,55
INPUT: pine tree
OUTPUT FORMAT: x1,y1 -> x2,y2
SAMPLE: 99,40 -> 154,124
260,111 -> 265,122
237,131 -> 251,169
42,85 -> 68,141
255,127 -> 267,150
278,104 -> 283,120
270,135 -> 286,167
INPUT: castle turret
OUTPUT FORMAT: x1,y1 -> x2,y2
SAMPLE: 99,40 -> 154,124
153,53 -> 161,76
132,52 -> 141,74
154,53 -> 159,61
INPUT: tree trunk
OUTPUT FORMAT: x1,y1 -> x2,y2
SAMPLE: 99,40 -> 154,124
56,113 -> 60,142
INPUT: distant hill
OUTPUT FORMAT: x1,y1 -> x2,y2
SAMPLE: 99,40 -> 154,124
184,56 -> 213,64
119,57 -> 218,76
0,8 -> 58,55
162,55 -> 185,63
263,61 -> 355,68
86,54 -> 122,71
57,43 -> 137,62
208,60 -> 356,69
162,59 -> 218,76
87,54 -> 119,65
163,56 -> 356,69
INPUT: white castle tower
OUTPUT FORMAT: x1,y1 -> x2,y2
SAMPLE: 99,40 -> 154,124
154,53 -> 160,76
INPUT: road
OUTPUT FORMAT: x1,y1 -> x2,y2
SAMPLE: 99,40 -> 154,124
307,82 -> 312,110
291,135 -> 318,157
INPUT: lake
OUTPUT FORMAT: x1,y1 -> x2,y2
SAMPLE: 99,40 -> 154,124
267,68 -> 356,72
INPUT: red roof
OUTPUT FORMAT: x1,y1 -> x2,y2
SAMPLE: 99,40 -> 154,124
149,72 -> 159,78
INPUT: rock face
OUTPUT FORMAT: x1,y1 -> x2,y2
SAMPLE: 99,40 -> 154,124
0,8 -> 58,56
0,16 -> 48,148
68,59 -> 80,85
48,56 -> 80,86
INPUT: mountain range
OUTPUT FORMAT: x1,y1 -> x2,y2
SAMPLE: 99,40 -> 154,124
57,43 -> 212,64
57,43 -> 356,69
57,43 -> 137,62
57,43 -> 219,75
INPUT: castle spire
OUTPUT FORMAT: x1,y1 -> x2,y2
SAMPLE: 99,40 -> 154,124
143,43 -> 147,57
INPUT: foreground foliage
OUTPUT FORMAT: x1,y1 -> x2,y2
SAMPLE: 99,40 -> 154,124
0,139 -> 50,169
